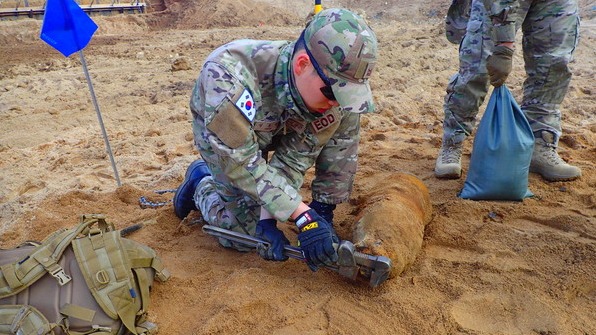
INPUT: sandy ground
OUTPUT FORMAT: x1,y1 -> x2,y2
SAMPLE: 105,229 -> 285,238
1,0 -> 595,334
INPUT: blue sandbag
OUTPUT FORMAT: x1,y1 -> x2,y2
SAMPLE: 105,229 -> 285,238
459,85 -> 534,200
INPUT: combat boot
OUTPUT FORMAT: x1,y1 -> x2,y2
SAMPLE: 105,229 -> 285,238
173,160 -> 211,219
435,142 -> 463,179
530,144 -> 581,181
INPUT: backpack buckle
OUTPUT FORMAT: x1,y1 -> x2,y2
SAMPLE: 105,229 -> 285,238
50,267 -> 72,285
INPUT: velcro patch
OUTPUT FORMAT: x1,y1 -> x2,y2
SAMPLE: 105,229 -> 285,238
311,110 -> 339,134
286,118 -> 307,133
207,92 -> 251,149
253,121 -> 279,132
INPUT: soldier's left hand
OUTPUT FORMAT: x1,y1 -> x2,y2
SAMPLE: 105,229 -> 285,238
296,209 -> 339,271
487,45 -> 514,87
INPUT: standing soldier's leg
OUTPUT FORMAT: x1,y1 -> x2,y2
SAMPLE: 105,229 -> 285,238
521,0 -> 581,181
436,0 -> 492,179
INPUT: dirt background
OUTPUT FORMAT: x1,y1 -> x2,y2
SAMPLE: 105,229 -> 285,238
1,0 -> 595,334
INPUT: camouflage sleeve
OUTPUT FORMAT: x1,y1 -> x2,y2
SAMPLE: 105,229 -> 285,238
267,128 -> 323,206
191,61 -> 302,222
311,111 -> 360,204
481,0 -> 518,43
266,111 -> 359,207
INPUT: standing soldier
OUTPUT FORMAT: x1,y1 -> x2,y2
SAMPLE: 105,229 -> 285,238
173,8 -> 378,271
436,0 -> 581,181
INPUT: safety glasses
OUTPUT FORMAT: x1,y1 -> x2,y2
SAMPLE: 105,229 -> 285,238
319,85 -> 336,101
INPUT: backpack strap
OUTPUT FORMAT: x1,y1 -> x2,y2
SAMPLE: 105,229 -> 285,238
59,304 -> 115,335
72,228 -> 139,333
135,320 -> 159,335
0,229 -> 71,294
59,303 -> 96,323
1,214 -> 168,335
127,242 -> 170,283
0,214 -> 108,298
127,241 -> 171,315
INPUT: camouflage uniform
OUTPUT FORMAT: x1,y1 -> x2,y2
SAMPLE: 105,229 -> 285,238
443,0 -> 493,146
189,9 -> 377,248
443,0 -> 580,147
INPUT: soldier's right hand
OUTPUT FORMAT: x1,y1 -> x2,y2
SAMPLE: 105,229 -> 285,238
486,45 -> 514,87
295,209 -> 339,272
255,219 -> 290,261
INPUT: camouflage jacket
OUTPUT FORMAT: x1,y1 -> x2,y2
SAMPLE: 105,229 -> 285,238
481,0 -> 519,42
190,39 -> 360,221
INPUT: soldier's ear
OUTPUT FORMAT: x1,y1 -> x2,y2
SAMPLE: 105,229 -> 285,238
293,51 -> 312,76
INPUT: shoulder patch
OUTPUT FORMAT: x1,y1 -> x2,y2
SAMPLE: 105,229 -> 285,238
235,89 -> 256,122
206,86 -> 252,149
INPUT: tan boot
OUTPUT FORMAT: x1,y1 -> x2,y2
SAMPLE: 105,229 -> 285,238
435,143 -> 462,179
530,144 -> 581,181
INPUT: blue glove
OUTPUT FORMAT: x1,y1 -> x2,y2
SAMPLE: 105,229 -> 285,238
295,209 -> 338,272
309,200 -> 336,225
255,219 -> 290,261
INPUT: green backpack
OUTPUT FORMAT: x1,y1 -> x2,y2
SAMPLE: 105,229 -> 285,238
0,214 -> 170,335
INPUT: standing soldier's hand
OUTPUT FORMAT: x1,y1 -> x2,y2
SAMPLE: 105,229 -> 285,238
486,45 -> 514,87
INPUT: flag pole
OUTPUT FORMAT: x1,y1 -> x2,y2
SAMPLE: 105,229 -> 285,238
40,0 -> 122,187
314,0 -> 322,14
78,50 -> 122,187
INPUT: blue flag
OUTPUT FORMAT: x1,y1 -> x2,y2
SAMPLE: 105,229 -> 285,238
40,0 -> 98,57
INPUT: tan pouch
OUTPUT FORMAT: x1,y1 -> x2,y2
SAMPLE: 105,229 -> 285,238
0,305 -> 56,335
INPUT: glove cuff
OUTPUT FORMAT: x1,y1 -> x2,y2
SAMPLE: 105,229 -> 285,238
494,45 -> 514,56
309,200 -> 336,213
493,23 -> 516,45
258,218 -> 277,228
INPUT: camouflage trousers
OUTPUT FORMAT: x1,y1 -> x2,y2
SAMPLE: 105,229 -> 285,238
193,175 -> 260,250
443,0 -> 580,147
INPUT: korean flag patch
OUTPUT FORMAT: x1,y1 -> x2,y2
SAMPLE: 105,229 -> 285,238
235,89 -> 255,122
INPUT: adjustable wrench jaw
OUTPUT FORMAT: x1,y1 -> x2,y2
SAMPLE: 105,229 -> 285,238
337,240 -> 392,287
367,255 -> 392,288
336,241 -> 359,280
